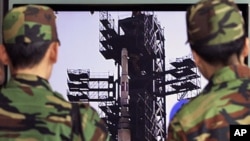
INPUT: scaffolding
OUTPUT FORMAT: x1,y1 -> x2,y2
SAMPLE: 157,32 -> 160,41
165,55 -> 201,100
67,69 -> 116,102
99,11 -> 166,141
66,11 -> 202,141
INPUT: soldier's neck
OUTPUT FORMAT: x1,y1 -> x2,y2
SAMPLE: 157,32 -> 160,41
11,63 -> 52,80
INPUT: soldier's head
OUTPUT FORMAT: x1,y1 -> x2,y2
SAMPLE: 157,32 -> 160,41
186,0 -> 249,78
0,5 -> 59,71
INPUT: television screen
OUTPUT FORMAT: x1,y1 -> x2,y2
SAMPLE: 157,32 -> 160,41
38,4 -> 248,115
53,9 -> 207,113
48,10 -> 198,114
51,10 -> 198,96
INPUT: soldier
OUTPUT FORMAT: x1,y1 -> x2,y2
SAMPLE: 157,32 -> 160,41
167,0 -> 250,140
0,5 -> 111,141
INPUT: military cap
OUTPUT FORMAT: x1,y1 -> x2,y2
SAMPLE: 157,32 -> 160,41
186,0 -> 245,46
2,5 -> 59,44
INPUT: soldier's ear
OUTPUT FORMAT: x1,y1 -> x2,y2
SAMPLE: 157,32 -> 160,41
191,50 -> 201,67
0,44 -> 10,65
239,37 -> 249,65
243,37 -> 249,57
48,42 -> 59,64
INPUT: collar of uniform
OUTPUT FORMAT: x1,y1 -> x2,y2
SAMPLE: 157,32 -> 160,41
7,73 -> 53,91
202,65 -> 250,94
210,65 -> 250,85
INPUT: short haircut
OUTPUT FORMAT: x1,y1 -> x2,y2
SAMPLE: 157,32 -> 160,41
4,41 -> 52,69
190,35 -> 246,65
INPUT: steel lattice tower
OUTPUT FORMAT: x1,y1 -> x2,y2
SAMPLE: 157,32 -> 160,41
67,11 -> 201,141
99,11 -> 166,141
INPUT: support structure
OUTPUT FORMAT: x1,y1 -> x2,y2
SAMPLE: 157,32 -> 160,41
67,11 -> 201,141
99,11 -> 166,141
67,69 -> 116,102
165,55 -> 201,100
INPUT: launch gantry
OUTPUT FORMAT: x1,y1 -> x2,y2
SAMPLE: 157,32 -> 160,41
66,11 -> 201,141
99,11 -> 166,141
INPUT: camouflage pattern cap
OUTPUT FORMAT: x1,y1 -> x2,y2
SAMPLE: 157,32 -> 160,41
186,0 -> 245,46
3,5 -> 59,44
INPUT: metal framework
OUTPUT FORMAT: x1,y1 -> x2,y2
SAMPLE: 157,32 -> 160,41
67,69 -> 116,102
99,11 -> 166,141
165,55 -> 201,100
67,11 -> 201,141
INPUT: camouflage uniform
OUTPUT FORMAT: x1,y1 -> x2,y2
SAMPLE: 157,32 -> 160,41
0,5 -> 111,141
167,0 -> 249,141
168,65 -> 250,141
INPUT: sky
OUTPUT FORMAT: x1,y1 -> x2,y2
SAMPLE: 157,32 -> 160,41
49,11 -> 208,126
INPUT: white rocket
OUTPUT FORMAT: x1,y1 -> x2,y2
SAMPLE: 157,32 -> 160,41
118,48 -> 131,141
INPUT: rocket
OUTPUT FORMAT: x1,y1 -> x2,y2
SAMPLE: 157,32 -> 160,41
118,48 -> 131,141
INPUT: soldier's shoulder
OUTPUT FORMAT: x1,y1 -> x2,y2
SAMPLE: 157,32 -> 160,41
176,93 -> 217,119
78,103 -> 98,114
77,103 -> 103,121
